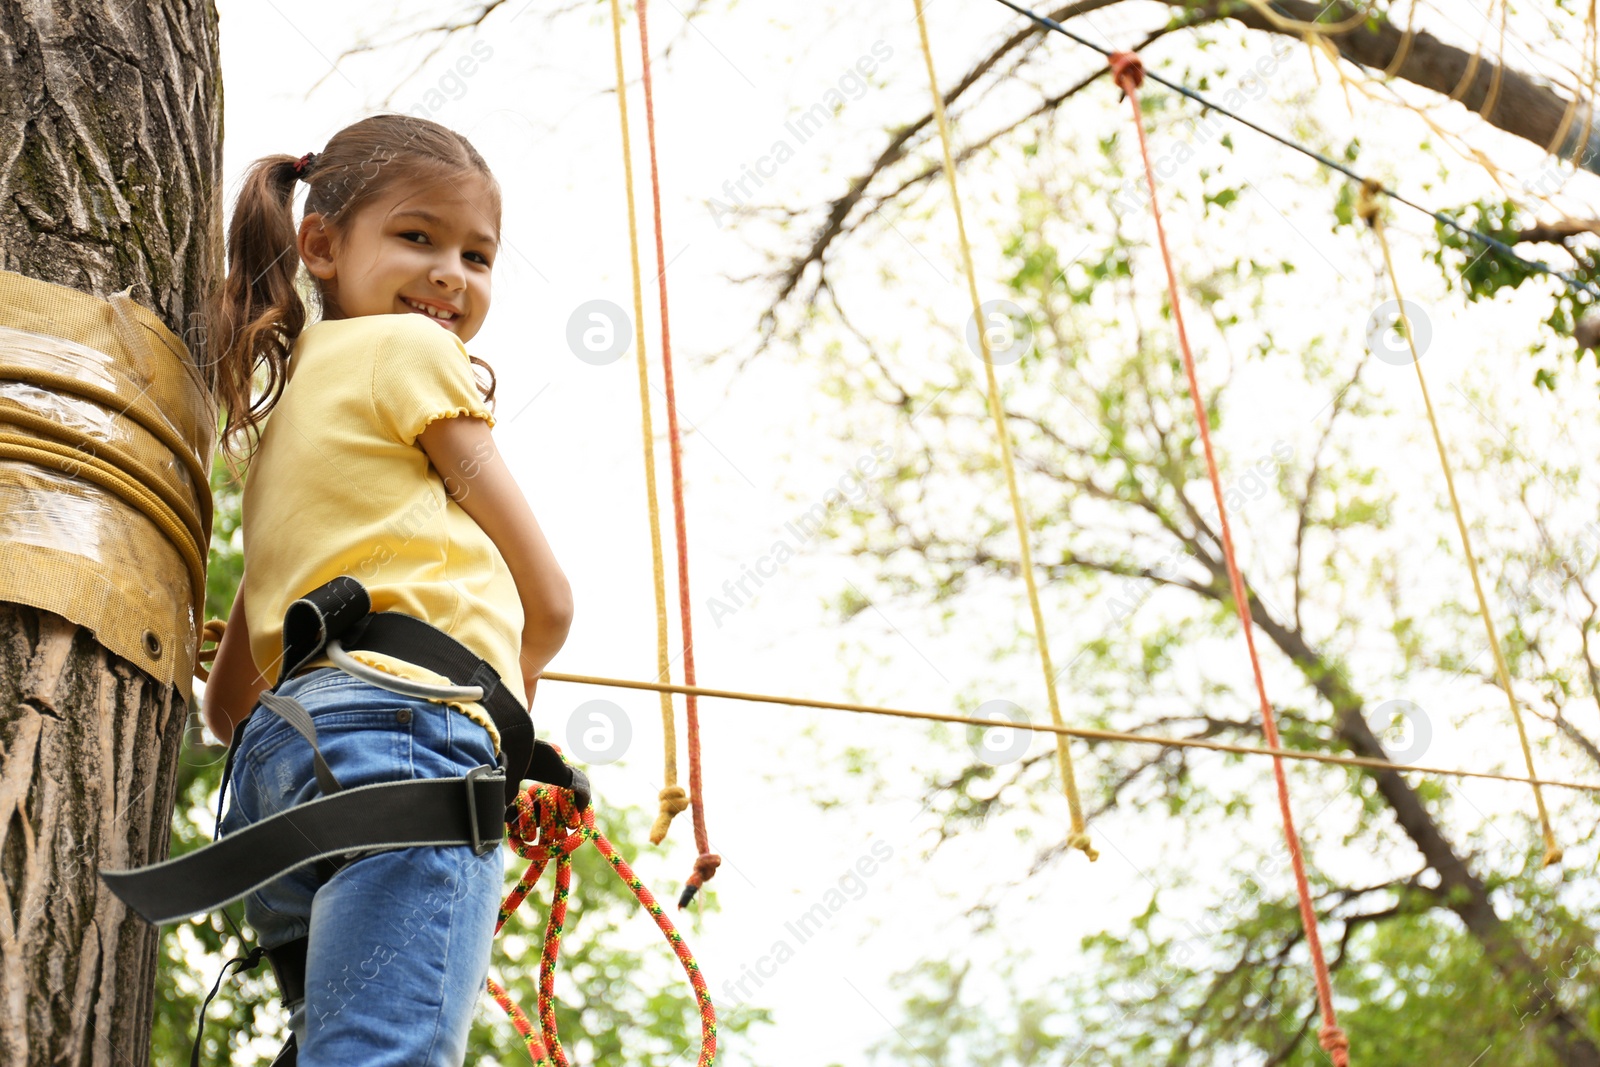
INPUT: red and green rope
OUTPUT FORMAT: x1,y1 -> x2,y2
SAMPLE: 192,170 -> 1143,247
487,783 -> 718,1065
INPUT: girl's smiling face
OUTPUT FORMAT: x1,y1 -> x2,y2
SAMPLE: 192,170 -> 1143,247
299,173 -> 500,343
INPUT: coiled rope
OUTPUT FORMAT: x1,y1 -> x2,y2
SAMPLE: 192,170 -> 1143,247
488,782 -> 717,1065
0,366 -> 211,627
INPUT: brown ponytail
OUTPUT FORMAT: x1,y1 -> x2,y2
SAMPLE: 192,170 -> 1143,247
207,154 -> 305,476
206,114 -> 503,473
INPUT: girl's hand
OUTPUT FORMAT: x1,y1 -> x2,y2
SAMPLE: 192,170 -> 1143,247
201,581 -> 272,747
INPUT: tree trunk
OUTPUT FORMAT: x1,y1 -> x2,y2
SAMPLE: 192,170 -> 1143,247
0,604 -> 189,1065
1206,0 -> 1600,175
0,2 -> 223,1064
1244,588 -> 1600,1067
0,0 -> 225,328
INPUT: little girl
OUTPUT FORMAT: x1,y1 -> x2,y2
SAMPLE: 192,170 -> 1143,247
199,113 -> 573,1065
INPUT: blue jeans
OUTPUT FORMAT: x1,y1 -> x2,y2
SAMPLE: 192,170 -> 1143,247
217,667 -> 506,1066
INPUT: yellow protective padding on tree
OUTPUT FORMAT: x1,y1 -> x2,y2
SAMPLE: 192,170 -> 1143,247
0,269 -> 216,710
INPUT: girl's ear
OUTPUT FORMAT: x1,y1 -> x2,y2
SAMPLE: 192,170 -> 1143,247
299,213 -> 337,280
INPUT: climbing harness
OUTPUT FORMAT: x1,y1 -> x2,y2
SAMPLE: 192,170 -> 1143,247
99,574 -> 593,1065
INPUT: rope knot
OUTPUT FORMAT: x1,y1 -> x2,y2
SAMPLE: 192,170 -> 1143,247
677,852 -> 722,910
649,785 -> 690,845
1542,843 -> 1565,868
692,852 -> 722,883
1109,51 -> 1145,93
1318,1023 -> 1350,1065
1356,177 -> 1384,227
508,784 -> 592,862
1067,831 -> 1100,862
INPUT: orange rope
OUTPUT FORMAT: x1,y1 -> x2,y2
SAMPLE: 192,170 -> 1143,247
488,782 -> 716,1064
634,0 -> 719,908
604,0 -> 686,847
1109,51 -> 1349,1064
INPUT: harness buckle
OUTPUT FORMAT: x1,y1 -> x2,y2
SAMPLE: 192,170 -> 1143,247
465,764 -> 503,856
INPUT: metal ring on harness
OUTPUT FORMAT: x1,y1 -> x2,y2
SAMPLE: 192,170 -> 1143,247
324,636 -> 487,703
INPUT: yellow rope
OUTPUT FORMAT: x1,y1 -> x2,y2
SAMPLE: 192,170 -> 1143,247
1357,181 -> 1562,867
1448,27 -> 1488,104
1583,1 -> 1600,170
0,361 -> 214,539
607,0 -> 686,845
911,0 -> 1095,861
539,671 -> 1600,794
1539,0 -> 1588,162
1547,1 -> 1598,166
0,398 -> 207,554
0,437 -> 206,626
1234,0 -> 1373,35
1380,0 -> 1417,80
1481,0 -> 1509,124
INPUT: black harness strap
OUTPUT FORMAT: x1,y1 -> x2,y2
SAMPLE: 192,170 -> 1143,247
269,1036 -> 299,1066
101,770 -> 507,926
337,610 -> 535,814
186,938 -> 303,1066
265,936 -> 308,1009
278,574 -> 373,683
268,574 -> 582,816
189,943 -> 266,1067
101,576 -> 591,927
100,576 -> 591,1065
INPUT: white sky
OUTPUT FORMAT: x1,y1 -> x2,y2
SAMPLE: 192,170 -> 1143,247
207,1 -> 1600,1063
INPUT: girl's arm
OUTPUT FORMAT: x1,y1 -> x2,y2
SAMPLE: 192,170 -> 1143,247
202,577 -> 274,746
416,414 -> 575,700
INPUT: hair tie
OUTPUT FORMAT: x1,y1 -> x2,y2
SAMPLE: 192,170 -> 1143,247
292,152 -> 318,179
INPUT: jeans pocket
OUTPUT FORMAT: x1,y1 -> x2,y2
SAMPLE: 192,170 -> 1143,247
244,706 -> 413,818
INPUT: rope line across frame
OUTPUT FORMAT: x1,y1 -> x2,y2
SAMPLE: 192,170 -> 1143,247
534,672 -> 1600,794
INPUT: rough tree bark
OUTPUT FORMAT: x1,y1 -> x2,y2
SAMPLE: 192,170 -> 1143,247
0,2 -> 223,1064
1216,0 -> 1600,173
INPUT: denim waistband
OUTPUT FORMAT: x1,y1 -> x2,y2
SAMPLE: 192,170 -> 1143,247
276,666 -> 361,700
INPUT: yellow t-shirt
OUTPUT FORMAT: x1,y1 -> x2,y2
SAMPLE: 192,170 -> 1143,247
241,313 -> 527,756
